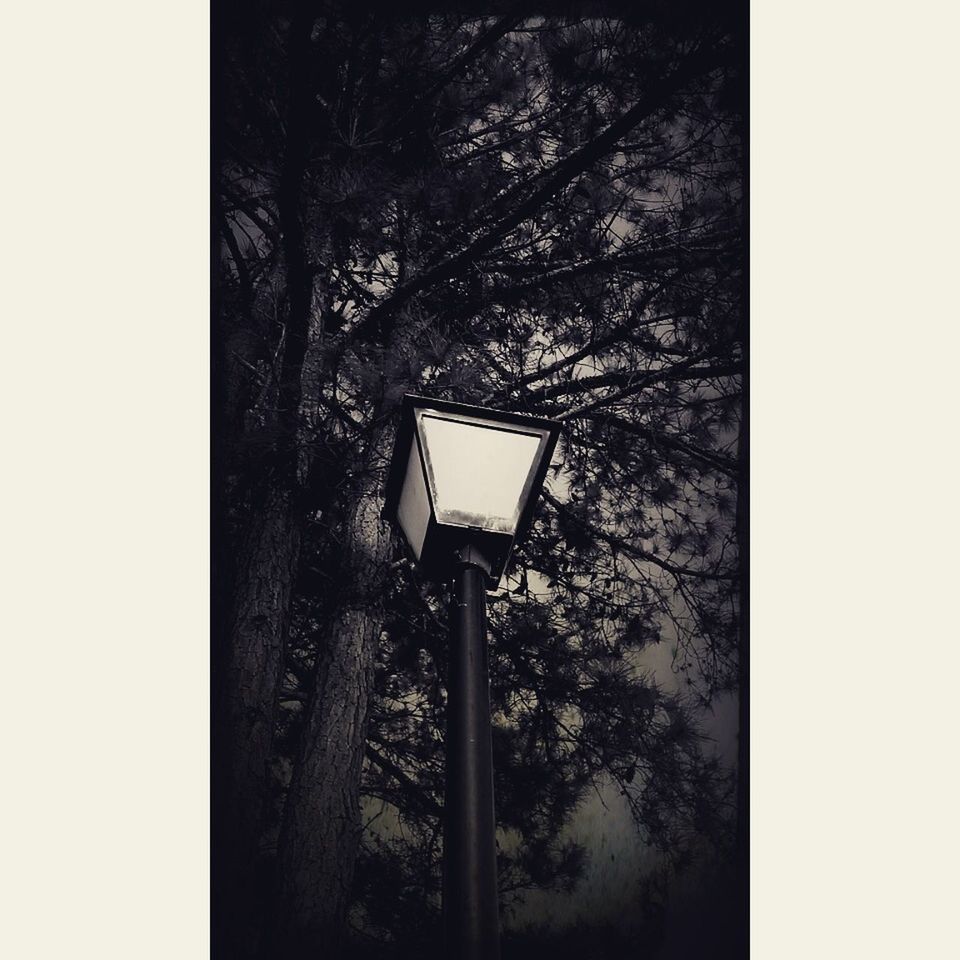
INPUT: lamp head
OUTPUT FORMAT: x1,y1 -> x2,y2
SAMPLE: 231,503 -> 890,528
382,395 -> 561,589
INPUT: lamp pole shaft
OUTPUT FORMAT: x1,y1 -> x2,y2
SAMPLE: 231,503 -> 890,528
444,561 -> 500,960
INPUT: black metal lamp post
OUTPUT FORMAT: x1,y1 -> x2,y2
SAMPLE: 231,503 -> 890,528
383,395 -> 561,959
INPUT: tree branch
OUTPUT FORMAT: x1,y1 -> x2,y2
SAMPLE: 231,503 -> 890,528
343,40 -> 733,347
532,355 -> 738,406
366,743 -> 443,818
371,15 -> 524,145
585,412 -> 739,478
543,490 -> 736,583
554,361 -> 740,420
219,183 -> 280,242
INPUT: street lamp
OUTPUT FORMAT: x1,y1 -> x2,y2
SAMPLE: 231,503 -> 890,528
383,394 -> 561,960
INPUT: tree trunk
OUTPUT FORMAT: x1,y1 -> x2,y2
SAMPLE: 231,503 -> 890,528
273,478 -> 393,957
213,480 -> 301,959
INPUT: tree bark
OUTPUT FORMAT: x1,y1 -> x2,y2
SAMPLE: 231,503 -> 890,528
273,477 -> 394,957
213,481 -> 301,959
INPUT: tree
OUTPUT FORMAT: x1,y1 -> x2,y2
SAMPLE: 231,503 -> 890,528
213,3 -> 745,957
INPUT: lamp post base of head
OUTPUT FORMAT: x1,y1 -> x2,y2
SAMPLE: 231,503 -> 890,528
452,542 -> 496,581
442,549 -> 501,960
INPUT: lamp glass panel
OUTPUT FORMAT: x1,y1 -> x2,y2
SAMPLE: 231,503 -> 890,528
420,414 -> 543,530
396,437 -> 430,559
